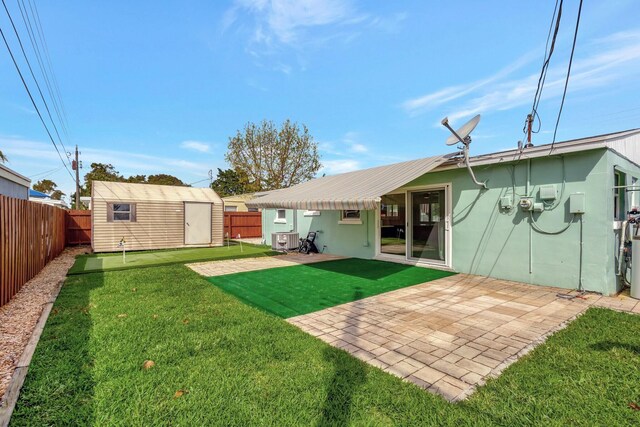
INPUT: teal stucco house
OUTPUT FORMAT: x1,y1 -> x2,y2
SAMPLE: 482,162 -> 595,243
248,129 -> 640,296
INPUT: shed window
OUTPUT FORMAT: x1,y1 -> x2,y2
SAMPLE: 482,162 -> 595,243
108,203 -> 136,222
224,205 -> 238,212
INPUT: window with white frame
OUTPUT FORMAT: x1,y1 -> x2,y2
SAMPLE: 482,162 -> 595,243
108,203 -> 136,222
339,209 -> 362,224
274,209 -> 287,223
614,171 -> 626,220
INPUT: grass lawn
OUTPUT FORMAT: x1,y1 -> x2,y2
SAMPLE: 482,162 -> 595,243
11,264 -> 640,426
68,242 -> 278,274
380,237 -> 406,246
208,258 -> 455,318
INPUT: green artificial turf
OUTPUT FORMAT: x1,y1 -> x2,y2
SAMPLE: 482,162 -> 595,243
68,242 -> 278,274
208,258 -> 456,318
11,264 -> 640,426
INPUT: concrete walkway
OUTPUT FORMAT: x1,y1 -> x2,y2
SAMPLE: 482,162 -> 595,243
288,274 -> 640,402
188,252 -> 345,277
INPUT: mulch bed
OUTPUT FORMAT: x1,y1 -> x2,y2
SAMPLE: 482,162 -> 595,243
0,246 -> 88,401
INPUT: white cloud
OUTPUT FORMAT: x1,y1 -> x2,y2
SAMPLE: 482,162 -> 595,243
224,0 -> 405,72
320,159 -> 360,175
350,143 -> 367,153
402,52 -> 537,116
180,140 -> 211,152
402,29 -> 640,123
0,136 -> 219,195
235,0 -> 356,46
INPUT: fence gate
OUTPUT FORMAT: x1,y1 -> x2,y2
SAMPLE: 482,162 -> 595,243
224,212 -> 262,238
66,210 -> 91,245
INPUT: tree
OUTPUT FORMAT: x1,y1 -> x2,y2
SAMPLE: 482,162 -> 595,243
126,174 -> 147,183
210,168 -> 253,197
0,150 -> 7,163
147,174 -> 187,186
81,163 -> 123,196
33,179 -> 65,200
225,119 -> 321,191
73,163 -> 189,203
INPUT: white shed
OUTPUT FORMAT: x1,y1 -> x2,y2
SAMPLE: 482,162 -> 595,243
91,181 -> 224,252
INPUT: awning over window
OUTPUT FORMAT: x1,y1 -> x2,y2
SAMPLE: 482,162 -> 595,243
246,154 -> 451,210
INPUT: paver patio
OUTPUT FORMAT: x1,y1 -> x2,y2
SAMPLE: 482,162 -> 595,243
187,252 -> 345,276
288,274 -> 640,402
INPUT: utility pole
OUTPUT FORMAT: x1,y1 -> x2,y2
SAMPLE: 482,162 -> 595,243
73,145 -> 81,209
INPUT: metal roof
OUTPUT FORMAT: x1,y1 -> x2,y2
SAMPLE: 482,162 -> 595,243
246,155 -> 451,210
447,128 -> 640,169
246,128 -> 640,210
92,181 -> 223,204
29,189 -> 49,198
0,163 -> 30,188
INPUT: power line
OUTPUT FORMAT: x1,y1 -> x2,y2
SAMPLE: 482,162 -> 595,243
550,0 -> 583,152
524,0 -> 562,140
22,0 -> 70,139
16,0 -> 69,142
1,0 -> 72,164
0,16 -> 75,180
29,165 -> 64,179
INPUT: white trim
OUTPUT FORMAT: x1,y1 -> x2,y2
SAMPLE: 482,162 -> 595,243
373,254 -> 455,272
339,209 -> 362,224
0,163 -> 30,187
274,209 -> 287,223
376,182 -> 453,269
303,210 -> 321,216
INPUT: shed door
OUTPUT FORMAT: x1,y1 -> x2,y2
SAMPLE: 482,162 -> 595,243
185,202 -> 212,245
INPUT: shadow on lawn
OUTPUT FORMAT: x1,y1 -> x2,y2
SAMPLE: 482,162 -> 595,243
11,272 -> 102,425
319,288 -> 367,426
590,341 -> 640,355
304,258 -> 422,281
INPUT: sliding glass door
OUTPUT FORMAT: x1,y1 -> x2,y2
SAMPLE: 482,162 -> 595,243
379,194 -> 406,257
410,189 -> 446,263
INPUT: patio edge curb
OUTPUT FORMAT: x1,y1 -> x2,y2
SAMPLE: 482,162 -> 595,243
0,279 -> 64,427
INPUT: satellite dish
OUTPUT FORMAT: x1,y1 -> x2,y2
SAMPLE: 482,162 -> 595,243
442,114 -> 481,146
440,113 -> 487,189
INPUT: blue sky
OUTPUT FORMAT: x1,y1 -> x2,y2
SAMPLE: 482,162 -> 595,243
1,0 -> 639,197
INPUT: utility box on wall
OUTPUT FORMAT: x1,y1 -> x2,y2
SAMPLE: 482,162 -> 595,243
539,184 -> 557,200
570,193 -> 586,214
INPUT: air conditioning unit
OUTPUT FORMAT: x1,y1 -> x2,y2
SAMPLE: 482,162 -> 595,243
271,232 -> 299,250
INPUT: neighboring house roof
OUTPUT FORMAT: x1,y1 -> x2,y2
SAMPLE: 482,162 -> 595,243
30,197 -> 68,208
222,193 -> 255,203
246,155 -> 451,210
29,189 -> 49,198
92,181 -> 223,204
247,128 -> 640,210
0,163 -> 30,188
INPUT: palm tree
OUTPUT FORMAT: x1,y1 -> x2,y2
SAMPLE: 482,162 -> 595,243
0,150 -> 7,163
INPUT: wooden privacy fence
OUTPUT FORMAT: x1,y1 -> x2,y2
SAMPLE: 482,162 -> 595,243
66,209 -> 91,245
0,195 -> 66,307
224,211 -> 262,238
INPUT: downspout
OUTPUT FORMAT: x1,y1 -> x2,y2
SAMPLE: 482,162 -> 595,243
292,208 -> 298,233
527,159 -> 532,275
363,209 -> 370,247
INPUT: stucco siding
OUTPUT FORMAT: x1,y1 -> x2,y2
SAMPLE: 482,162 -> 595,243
262,148 -> 633,295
